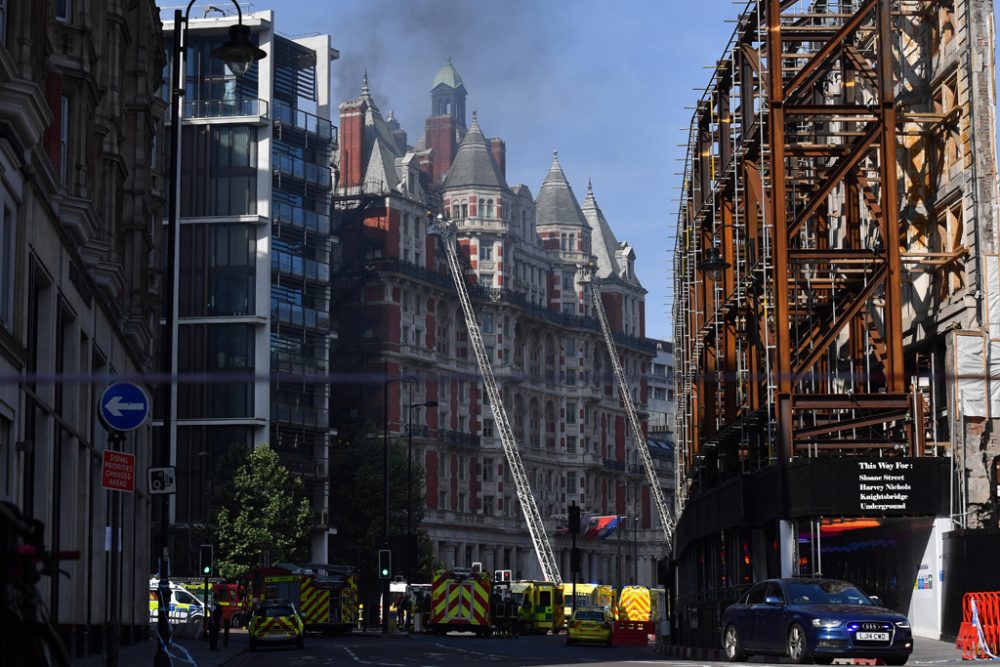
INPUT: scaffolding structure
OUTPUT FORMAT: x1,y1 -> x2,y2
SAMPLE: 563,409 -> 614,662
672,0 -> 954,504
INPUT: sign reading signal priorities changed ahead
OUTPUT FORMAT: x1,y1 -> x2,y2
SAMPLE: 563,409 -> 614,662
98,382 -> 150,432
102,450 -> 136,492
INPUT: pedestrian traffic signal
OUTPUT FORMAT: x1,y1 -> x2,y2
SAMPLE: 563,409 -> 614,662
199,544 -> 214,576
378,549 -> 391,578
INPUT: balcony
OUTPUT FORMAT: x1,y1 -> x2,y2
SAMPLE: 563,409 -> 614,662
271,301 -> 330,331
273,153 -> 332,189
273,201 -> 330,235
176,97 -> 269,122
273,401 -> 329,429
271,250 -> 330,284
273,99 -> 337,145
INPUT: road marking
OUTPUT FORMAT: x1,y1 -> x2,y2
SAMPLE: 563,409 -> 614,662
338,646 -> 372,664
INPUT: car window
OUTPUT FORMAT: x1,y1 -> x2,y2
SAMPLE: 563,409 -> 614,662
575,610 -> 604,621
540,591 -> 551,606
264,605 -> 295,617
766,582 -> 785,604
175,591 -> 194,605
786,580 -> 871,605
745,582 -> 768,604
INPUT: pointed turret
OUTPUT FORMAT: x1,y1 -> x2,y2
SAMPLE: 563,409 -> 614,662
535,151 -> 587,228
582,180 -> 642,288
442,112 -> 509,191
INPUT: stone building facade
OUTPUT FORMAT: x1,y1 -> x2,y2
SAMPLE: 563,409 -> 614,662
331,63 -> 671,586
0,0 -> 164,656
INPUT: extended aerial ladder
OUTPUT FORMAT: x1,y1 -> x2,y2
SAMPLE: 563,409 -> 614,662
430,214 -> 563,585
580,264 -> 674,550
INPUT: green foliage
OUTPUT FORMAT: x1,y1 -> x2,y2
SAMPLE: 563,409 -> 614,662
330,422 -> 436,583
214,444 -> 312,581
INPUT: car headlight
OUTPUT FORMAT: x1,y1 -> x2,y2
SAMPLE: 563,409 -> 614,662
895,620 -> 910,629
812,619 -> 844,629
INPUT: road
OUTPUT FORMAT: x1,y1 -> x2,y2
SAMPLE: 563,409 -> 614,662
227,631 -> 658,666
220,630 -> 981,667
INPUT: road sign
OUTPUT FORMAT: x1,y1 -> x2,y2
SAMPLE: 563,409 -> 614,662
148,467 -> 176,495
99,382 -> 150,432
102,450 -> 135,492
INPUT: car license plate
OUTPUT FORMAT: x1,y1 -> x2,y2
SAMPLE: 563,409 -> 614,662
856,631 -> 889,641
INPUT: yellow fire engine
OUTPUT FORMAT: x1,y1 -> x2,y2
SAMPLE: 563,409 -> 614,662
430,567 -> 492,636
244,563 -> 358,635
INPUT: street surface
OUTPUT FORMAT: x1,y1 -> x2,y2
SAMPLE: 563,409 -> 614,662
219,631 -> 980,667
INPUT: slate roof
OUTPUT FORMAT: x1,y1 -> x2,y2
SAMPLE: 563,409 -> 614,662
441,112 -> 509,191
535,151 -> 587,228
432,57 -> 464,90
582,180 -> 621,280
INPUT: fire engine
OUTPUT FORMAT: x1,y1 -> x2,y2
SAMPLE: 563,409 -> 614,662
243,562 -> 357,635
429,567 -> 493,636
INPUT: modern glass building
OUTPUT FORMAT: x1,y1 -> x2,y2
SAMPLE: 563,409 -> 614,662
162,10 -> 338,568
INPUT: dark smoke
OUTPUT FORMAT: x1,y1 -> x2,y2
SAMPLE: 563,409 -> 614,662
321,0 -> 563,141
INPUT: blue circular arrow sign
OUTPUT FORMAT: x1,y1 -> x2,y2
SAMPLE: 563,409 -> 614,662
99,382 -> 151,432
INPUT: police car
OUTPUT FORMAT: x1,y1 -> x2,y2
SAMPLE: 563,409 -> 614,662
148,578 -> 204,625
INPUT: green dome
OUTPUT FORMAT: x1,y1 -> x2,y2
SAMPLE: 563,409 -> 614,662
432,58 -> 463,89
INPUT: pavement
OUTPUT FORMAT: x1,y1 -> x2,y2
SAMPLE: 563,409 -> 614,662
71,628 -> 248,667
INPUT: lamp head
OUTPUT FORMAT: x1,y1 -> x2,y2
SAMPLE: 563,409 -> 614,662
211,23 -> 266,76
698,246 -> 730,281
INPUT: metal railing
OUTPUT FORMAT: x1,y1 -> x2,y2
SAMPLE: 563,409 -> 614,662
182,97 -> 269,120
273,99 -> 336,143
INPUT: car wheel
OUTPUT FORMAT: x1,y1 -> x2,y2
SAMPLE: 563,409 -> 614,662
885,657 -> 908,665
724,625 -> 747,662
787,623 -> 810,664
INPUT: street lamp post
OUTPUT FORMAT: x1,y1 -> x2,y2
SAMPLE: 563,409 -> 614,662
381,365 -> 417,634
407,385 -> 437,582
160,3 -> 264,664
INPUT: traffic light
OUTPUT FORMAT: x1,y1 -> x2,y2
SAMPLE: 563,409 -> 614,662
568,502 -> 581,535
199,544 -> 214,576
378,549 -> 391,578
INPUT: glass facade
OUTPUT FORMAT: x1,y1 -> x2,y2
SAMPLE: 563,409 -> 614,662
268,36 -> 335,528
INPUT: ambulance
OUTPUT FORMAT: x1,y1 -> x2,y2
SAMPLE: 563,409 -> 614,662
617,585 -> 652,622
560,582 -> 598,627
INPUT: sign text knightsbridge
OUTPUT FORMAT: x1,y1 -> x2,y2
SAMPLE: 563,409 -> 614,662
857,460 -> 914,512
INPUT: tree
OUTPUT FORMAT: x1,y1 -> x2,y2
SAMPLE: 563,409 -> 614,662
215,444 -> 312,580
329,422 -> 437,582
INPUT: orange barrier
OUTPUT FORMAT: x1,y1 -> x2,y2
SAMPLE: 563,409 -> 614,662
612,620 -> 653,646
960,591 -> 1000,659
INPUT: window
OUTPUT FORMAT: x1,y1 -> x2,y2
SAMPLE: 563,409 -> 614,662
177,324 -> 254,418
486,200 -> 494,218
567,435 -> 577,451
402,325 -> 410,345
562,271 -> 574,291
565,369 -> 576,386
458,493 -> 466,513
654,387 -> 667,401
59,97 -> 70,184
439,490 -> 448,509
482,312 -> 494,333
567,472 -> 576,490
0,204 -> 14,329
180,125 -> 258,216
452,204 -> 460,220
480,274 -> 493,288
483,420 -> 495,439
440,452 -> 449,477
482,457 -> 495,481
179,224 -> 255,317
482,495 -> 494,516
561,302 -> 575,315
479,243 -> 493,260
744,582 -> 768,604
458,457 -> 466,480
461,203 -> 468,219
504,496 -> 513,517
569,233 -> 575,251
565,338 -> 576,356
55,0 -> 71,22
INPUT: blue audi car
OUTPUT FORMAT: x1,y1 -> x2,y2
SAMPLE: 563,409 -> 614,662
721,578 -> 913,665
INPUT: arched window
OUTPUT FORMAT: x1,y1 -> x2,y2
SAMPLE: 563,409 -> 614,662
569,233 -> 575,251
452,203 -> 460,220
561,233 -> 567,251
461,202 -> 468,219
486,200 -> 494,218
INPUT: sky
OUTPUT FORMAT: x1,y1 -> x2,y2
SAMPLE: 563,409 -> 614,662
262,0 -> 740,341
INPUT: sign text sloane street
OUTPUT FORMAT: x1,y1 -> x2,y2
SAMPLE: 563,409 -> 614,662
857,460 -> 914,512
